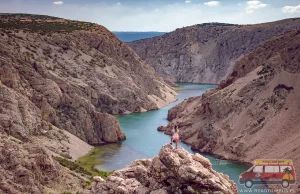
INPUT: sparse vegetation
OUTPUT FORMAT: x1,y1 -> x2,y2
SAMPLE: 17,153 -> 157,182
53,156 -> 92,176
54,147 -> 113,179
76,147 -> 113,178
0,13 -> 97,33
60,153 -> 72,159
84,180 -> 93,189
197,22 -> 239,27
48,123 -> 53,130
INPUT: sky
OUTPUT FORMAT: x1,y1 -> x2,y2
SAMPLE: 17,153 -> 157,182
0,0 -> 300,32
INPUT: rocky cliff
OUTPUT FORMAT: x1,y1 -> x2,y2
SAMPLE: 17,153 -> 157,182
87,144 -> 238,194
0,13 -> 176,145
128,19 -> 300,84
0,123 -> 93,194
0,14 -> 176,193
159,29 -> 300,192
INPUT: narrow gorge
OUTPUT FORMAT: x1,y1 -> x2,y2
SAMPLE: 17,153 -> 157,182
158,29 -> 300,193
0,10 -> 299,194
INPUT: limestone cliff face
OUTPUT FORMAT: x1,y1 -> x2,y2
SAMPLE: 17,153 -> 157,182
159,29 -> 300,192
128,19 -> 300,84
0,14 -> 176,145
0,82 -> 91,193
88,145 -> 238,194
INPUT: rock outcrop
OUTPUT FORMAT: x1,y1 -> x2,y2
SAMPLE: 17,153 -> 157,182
159,29 -> 300,193
128,19 -> 300,84
0,119 -> 91,194
88,144 -> 238,194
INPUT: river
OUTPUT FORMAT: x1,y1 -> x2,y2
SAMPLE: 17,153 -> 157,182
95,83 -> 273,193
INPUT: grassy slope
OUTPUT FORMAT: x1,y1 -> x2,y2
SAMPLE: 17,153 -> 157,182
76,147 -> 114,178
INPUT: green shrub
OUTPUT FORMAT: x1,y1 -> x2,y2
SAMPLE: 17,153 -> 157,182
76,148 -> 113,178
53,155 -> 113,178
60,153 -> 72,159
53,156 -> 92,176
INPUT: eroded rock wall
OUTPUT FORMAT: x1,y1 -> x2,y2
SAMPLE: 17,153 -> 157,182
128,19 -> 300,84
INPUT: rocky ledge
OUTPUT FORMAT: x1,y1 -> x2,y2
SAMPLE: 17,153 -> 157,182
88,144 -> 237,194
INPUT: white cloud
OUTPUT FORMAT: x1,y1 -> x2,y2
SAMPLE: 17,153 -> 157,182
0,0 -> 295,32
204,1 -> 220,7
282,5 -> 300,14
117,2 -> 121,5
185,0 -> 191,3
246,0 -> 267,14
53,1 -> 63,5
247,9 -> 254,14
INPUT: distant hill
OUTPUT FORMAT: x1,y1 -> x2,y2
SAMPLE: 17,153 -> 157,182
113,31 -> 166,42
128,18 -> 300,84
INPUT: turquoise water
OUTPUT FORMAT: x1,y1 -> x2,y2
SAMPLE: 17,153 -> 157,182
113,31 -> 166,42
96,83 -> 273,193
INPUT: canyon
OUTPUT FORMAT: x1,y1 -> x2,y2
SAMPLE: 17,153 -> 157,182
0,14 -> 176,193
159,29 -> 300,193
1,12 -> 299,194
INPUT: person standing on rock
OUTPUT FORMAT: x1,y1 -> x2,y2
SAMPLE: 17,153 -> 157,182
170,126 -> 180,149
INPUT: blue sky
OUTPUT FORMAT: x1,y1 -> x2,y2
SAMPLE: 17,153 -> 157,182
0,0 -> 300,31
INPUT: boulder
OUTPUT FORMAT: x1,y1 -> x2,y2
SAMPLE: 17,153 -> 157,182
93,176 -> 104,183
